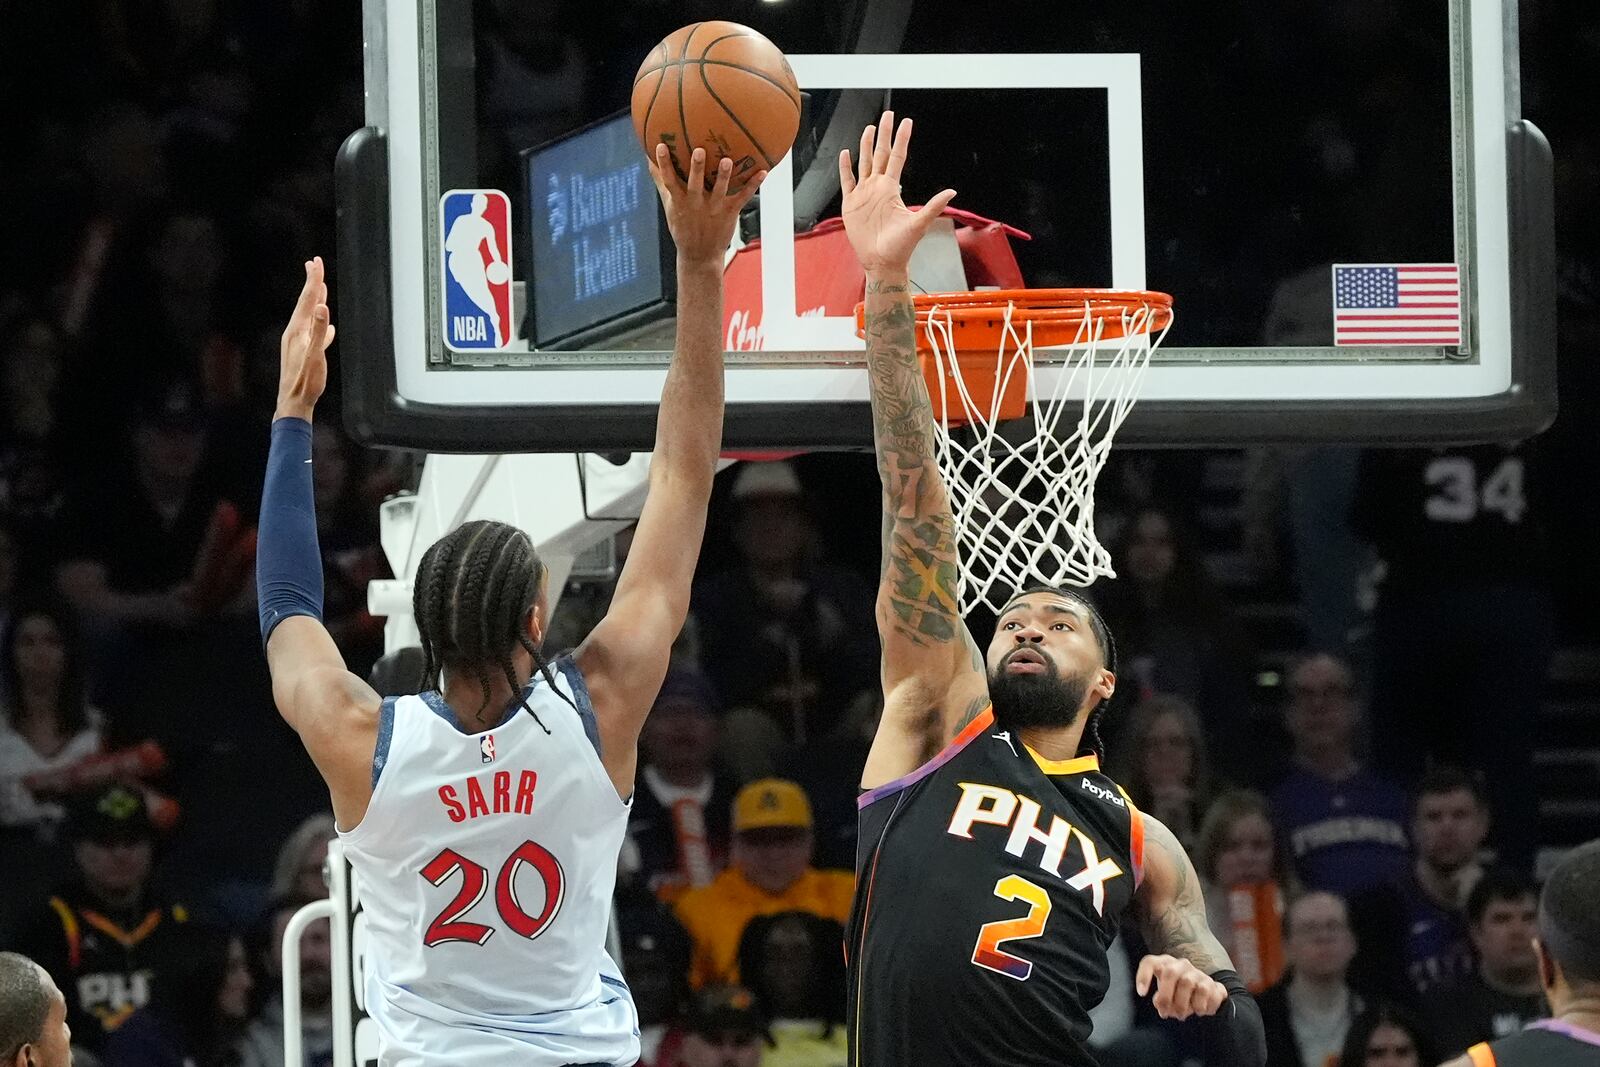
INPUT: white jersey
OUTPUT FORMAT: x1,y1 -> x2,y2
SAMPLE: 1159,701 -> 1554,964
339,658 -> 638,1067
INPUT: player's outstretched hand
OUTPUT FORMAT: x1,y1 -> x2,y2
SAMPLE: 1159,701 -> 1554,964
649,145 -> 766,267
1135,954 -> 1229,1021
839,110 -> 957,275
277,257 -> 335,422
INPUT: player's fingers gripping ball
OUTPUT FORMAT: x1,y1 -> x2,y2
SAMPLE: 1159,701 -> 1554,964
632,20 -> 800,192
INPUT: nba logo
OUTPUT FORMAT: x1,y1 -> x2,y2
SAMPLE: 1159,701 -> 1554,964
480,734 -> 496,764
439,189 -> 513,350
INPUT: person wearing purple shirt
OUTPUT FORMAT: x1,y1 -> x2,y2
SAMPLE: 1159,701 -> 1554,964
1270,653 -> 1410,898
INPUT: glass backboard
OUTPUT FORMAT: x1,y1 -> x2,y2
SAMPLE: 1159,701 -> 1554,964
336,0 -> 1554,452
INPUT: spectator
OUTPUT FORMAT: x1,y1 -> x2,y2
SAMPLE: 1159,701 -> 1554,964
676,985 -> 767,1067
1422,869 -> 1548,1056
54,377 -> 256,753
1351,767 -> 1490,998
1270,653 -> 1410,897
1092,505 -> 1253,772
628,669 -> 735,902
1197,790 -> 1292,993
674,780 -> 853,989
54,378 -> 223,636
1113,692 -> 1214,850
235,895 -> 333,1067
1338,1002 -> 1437,1067
131,214 -> 247,412
692,462 -> 876,779
0,603 -> 104,838
11,784 -> 189,1058
50,103 -> 170,342
735,911 -> 846,1066
268,814 -> 336,901
1259,892 -> 1366,1067
102,922 -> 253,1067
0,951 -> 73,1067
614,886 -> 692,1067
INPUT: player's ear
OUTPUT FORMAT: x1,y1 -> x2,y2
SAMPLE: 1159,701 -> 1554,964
1095,669 -> 1116,702
527,599 -> 547,647
1534,937 -> 1557,990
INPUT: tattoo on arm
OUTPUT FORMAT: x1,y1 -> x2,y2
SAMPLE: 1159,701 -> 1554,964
953,694 -> 990,732
1140,816 -> 1233,974
863,278 -> 965,649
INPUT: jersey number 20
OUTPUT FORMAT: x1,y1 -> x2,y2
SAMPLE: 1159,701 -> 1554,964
420,840 -> 566,947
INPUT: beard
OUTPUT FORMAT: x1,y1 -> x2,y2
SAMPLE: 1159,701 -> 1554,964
988,651 -> 1094,731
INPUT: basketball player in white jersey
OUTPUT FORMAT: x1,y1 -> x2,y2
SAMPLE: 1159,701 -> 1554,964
254,146 -> 764,1066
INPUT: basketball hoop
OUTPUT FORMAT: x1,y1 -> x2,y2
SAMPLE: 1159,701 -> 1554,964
855,288 -> 1174,615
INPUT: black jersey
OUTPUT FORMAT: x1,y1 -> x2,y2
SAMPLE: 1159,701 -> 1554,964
13,885 -> 189,1052
846,707 -> 1143,1067
1468,1021 -> 1600,1066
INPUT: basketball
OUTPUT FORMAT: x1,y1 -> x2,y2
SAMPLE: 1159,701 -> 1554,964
485,261 -> 510,286
631,21 -> 801,191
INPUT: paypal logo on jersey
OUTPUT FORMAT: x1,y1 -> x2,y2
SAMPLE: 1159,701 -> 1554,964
1081,779 -> 1126,808
439,189 -> 514,349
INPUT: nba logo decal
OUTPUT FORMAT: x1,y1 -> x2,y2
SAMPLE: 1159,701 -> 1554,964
480,733 -> 496,764
440,189 -> 513,350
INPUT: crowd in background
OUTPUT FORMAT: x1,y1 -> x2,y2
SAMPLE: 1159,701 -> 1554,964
2,0 -> 1598,1065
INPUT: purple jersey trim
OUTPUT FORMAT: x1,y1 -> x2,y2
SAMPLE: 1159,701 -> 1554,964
858,707 -> 994,809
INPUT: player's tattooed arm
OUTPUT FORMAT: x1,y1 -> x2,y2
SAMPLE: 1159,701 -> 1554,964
846,113 -> 985,783
1136,813 -> 1234,975
864,276 -> 967,649
862,278 -> 989,712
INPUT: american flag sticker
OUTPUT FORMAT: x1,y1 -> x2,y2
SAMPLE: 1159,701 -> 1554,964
1332,264 -> 1462,346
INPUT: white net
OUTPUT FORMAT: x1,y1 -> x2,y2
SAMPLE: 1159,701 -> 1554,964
922,297 -> 1171,615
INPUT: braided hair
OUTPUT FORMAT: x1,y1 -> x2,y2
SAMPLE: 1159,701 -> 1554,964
1001,584 -> 1119,763
412,519 -> 570,731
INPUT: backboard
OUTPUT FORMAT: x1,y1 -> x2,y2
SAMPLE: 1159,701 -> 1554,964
337,0 -> 1554,453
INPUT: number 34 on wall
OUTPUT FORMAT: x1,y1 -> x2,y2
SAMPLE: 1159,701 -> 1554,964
1424,455 -> 1526,524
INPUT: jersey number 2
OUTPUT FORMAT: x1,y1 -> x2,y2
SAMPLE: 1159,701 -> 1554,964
971,875 -> 1052,981
420,840 -> 566,947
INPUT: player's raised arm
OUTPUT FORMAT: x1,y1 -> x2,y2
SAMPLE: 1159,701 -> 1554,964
257,258 -> 383,828
577,148 -> 765,792
1134,812 -> 1267,1066
840,113 -> 989,785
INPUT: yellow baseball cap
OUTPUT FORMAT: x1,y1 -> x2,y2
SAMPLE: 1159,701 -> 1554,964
732,779 -> 812,833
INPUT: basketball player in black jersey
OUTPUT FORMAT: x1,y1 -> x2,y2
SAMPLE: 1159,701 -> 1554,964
837,113 -> 1267,1067
1443,840 -> 1600,1067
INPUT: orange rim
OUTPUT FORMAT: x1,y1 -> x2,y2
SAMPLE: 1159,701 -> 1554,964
852,289 -> 1174,427
853,288 -> 1174,350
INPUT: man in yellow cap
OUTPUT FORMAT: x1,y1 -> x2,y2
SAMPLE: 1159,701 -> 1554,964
674,779 -> 854,988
